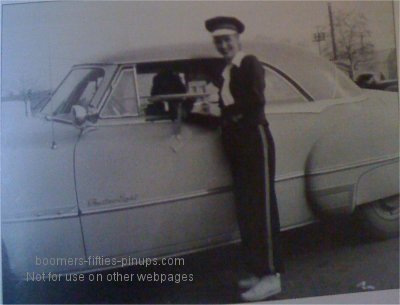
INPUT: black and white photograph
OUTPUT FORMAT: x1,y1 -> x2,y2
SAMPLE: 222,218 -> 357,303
1,0 -> 399,304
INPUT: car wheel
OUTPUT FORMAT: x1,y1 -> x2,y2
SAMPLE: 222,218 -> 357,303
354,195 -> 399,240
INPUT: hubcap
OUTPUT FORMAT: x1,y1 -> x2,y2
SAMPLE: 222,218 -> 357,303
372,196 -> 399,220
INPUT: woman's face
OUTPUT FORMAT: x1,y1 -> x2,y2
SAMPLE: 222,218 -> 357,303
213,34 -> 241,61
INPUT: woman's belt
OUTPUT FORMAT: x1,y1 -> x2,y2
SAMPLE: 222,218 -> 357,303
221,113 -> 267,126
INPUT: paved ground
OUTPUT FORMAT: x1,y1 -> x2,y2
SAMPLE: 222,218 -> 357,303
4,219 -> 399,304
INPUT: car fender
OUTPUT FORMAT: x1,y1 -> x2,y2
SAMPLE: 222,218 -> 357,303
354,159 -> 399,207
1,112 -> 86,277
305,94 -> 399,215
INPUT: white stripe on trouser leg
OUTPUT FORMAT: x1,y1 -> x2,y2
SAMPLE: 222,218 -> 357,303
258,124 -> 274,274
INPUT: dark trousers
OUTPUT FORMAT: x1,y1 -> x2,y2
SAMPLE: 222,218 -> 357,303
221,122 -> 283,277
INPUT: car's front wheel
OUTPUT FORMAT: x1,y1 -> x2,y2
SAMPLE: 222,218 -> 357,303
354,195 -> 399,240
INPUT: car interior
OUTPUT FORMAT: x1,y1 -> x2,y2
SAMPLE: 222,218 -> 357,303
135,59 -> 224,120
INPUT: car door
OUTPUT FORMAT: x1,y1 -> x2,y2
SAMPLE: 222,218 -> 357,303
74,66 -> 237,261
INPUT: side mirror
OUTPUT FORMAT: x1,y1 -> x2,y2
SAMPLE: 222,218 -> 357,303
72,105 -> 87,126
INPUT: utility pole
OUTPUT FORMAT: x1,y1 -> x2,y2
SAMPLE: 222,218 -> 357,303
328,2 -> 337,61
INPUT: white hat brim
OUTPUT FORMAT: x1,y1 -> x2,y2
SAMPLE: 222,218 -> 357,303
211,28 -> 238,36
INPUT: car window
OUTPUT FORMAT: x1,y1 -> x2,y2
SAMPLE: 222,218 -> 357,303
136,68 -> 221,119
135,63 -> 306,117
136,72 -> 162,116
41,68 -> 105,116
263,66 -> 307,105
101,69 -> 138,117
136,71 -> 186,119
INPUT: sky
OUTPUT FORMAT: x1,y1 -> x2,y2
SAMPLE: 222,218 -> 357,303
1,0 -> 397,95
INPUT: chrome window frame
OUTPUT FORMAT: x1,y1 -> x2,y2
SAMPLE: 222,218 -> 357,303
99,65 -> 140,119
40,66 -> 108,117
262,64 -> 310,104
262,62 -> 314,102
97,60 -> 314,122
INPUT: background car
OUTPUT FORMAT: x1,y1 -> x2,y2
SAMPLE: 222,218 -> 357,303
2,42 -> 398,280
355,72 -> 399,92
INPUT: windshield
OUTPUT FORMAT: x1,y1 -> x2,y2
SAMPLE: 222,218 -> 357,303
41,68 -> 105,116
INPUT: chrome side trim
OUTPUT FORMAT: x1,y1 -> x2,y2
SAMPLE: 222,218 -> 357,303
309,184 -> 354,196
276,171 -> 305,182
272,155 -> 398,181
2,211 -> 79,224
80,186 -> 232,216
306,155 -> 399,176
266,94 -> 368,114
4,157 -> 396,222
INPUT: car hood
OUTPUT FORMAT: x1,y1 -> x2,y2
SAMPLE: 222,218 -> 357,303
2,102 -> 80,221
2,102 -> 53,148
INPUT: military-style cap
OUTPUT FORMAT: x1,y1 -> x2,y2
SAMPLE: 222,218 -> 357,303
205,16 -> 245,36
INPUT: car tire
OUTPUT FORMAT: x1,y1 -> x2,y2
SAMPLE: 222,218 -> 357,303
354,195 -> 399,240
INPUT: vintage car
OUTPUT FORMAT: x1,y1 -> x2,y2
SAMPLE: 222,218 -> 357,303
2,42 -> 399,280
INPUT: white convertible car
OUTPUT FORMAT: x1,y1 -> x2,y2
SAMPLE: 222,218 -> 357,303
2,42 -> 399,279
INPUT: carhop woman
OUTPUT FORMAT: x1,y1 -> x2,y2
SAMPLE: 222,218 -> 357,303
203,16 -> 284,302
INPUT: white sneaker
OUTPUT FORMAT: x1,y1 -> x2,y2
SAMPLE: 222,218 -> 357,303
240,273 -> 281,302
238,274 -> 260,289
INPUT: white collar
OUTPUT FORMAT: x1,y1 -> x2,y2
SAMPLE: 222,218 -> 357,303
231,51 -> 246,67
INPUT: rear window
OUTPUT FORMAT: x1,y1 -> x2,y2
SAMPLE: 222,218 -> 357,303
251,43 -> 363,101
299,59 -> 362,100
263,66 -> 307,104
